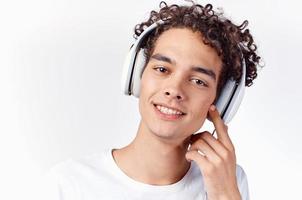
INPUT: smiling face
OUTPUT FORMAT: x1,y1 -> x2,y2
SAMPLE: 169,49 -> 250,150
138,28 -> 222,143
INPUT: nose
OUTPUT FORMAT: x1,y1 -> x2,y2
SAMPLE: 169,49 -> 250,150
164,91 -> 183,100
163,77 -> 186,101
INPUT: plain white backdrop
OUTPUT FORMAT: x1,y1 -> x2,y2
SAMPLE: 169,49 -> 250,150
0,0 -> 301,199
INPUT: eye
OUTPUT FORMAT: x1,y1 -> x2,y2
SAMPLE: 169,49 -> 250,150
191,79 -> 208,87
153,66 -> 168,73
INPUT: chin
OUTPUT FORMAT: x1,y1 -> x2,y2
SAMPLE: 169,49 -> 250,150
149,124 -> 193,143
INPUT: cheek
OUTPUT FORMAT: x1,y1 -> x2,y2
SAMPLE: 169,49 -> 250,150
139,72 -> 158,109
191,94 -> 216,118
140,69 -> 161,96
140,75 -> 153,98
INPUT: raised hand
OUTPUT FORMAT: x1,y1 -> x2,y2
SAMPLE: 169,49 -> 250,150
185,105 -> 241,200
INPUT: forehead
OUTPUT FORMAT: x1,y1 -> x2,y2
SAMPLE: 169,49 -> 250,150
151,28 -> 222,77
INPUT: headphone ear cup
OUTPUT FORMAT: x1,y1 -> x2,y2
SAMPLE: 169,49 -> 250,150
132,48 -> 147,97
215,80 -> 237,122
207,58 -> 246,124
121,48 -> 135,96
206,80 -> 236,122
223,82 -> 245,124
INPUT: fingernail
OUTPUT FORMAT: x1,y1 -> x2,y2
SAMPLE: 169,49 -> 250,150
185,154 -> 192,162
210,105 -> 216,111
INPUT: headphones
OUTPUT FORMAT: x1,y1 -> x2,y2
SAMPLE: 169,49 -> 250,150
121,20 -> 246,124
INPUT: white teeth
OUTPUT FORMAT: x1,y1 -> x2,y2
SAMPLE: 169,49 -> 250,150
156,105 -> 183,115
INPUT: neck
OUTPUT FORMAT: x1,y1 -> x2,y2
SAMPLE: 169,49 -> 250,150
112,120 -> 191,185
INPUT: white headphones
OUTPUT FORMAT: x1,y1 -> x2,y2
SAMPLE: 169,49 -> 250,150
121,20 -> 246,124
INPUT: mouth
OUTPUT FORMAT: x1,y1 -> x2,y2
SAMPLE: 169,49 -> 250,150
153,104 -> 186,120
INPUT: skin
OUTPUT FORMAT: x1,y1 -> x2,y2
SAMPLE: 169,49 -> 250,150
113,28 -> 241,200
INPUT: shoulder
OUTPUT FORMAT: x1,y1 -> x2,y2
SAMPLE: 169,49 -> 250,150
47,148 -> 113,189
40,149 -> 111,200
50,149 -> 110,179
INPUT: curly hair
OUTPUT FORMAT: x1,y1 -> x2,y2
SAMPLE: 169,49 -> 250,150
133,1 -> 261,101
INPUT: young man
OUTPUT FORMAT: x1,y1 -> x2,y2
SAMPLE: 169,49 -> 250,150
43,1 -> 260,200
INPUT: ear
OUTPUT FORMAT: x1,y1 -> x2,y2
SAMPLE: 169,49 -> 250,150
206,94 -> 218,122
206,107 -> 213,122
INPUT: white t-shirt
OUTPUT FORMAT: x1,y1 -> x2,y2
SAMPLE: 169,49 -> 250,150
41,148 -> 250,200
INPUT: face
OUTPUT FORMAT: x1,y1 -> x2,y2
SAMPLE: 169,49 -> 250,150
138,28 -> 222,144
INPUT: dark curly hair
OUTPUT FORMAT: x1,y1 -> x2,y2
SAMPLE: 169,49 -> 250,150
133,1 -> 261,102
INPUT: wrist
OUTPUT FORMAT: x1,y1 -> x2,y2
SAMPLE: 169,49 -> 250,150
207,188 -> 241,200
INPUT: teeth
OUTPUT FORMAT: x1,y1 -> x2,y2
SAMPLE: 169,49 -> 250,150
156,105 -> 183,115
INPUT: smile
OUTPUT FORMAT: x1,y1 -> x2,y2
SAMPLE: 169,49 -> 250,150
153,104 -> 186,121
155,104 -> 184,115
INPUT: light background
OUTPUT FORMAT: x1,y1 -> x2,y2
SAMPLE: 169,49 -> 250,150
0,0 -> 301,199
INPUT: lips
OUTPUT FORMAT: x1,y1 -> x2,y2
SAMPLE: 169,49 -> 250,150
152,102 -> 186,115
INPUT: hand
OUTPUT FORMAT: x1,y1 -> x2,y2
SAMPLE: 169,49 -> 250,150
185,105 -> 241,200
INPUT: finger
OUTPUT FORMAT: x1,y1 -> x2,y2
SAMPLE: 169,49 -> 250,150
208,105 -> 234,150
191,132 -> 233,163
198,131 -> 229,156
191,131 -> 224,153
190,131 -> 207,144
189,138 -> 221,164
185,149 -> 210,169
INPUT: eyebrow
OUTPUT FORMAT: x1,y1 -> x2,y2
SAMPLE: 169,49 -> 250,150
150,53 -> 217,81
